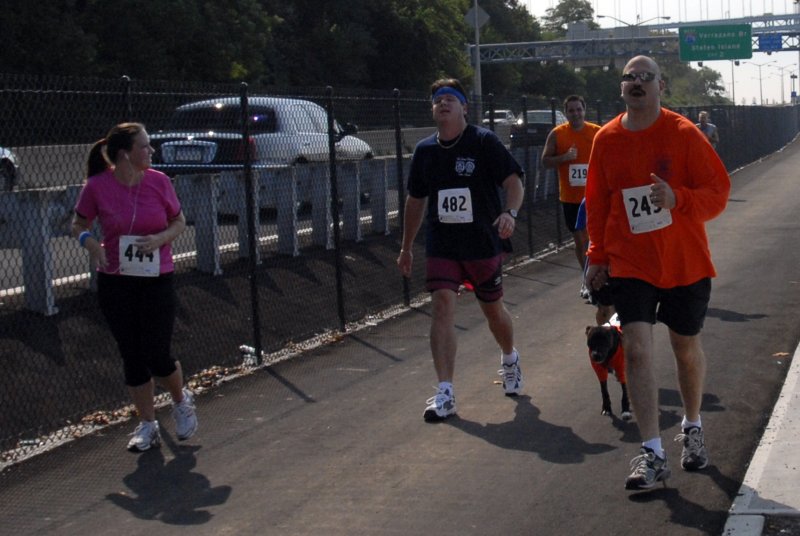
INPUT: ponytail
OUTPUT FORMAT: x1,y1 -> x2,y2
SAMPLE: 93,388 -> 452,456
86,122 -> 145,179
87,138 -> 110,178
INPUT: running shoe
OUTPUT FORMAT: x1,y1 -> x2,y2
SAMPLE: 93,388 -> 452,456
423,387 -> 456,422
127,420 -> 161,452
625,447 -> 671,490
580,282 -> 591,300
498,354 -> 523,396
675,426 -> 709,471
173,388 -> 198,440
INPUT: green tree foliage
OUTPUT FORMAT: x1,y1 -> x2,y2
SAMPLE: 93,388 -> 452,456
541,0 -> 596,38
0,0 -> 97,76
0,0 -> 729,107
262,0 -> 473,90
475,0 -> 542,100
82,0 -> 275,81
660,60 -> 729,106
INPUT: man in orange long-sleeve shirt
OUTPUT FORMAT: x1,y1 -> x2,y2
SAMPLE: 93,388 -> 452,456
585,56 -> 730,491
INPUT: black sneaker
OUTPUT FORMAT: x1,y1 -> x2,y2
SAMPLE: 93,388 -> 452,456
675,426 -> 709,471
625,447 -> 671,490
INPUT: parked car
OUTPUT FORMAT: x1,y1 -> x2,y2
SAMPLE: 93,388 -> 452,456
150,96 -> 374,213
482,109 -> 516,126
1,146 -> 19,191
150,96 -> 374,170
509,109 -> 568,149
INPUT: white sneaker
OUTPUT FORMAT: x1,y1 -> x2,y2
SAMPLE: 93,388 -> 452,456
579,282 -> 591,300
127,420 -> 161,452
423,387 -> 457,422
173,388 -> 198,440
498,353 -> 523,396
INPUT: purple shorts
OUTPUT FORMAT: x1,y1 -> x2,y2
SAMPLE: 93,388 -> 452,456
426,255 -> 504,302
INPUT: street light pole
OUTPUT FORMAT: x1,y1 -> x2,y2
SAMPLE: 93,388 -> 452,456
473,0 -> 482,106
597,14 -> 672,26
744,60 -> 777,105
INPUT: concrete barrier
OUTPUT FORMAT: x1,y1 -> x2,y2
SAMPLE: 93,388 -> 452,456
0,186 -> 82,315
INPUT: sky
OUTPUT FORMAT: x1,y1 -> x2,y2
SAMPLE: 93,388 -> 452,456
522,0 -> 800,105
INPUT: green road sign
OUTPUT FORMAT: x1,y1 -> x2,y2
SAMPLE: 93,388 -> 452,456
679,24 -> 752,61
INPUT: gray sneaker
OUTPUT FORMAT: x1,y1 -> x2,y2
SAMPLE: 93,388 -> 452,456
127,420 -> 161,452
675,426 -> 709,471
173,388 -> 198,440
625,447 -> 671,490
423,387 -> 456,422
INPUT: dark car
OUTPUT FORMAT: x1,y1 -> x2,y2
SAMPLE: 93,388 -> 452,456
509,110 -> 568,149
1,146 -> 19,191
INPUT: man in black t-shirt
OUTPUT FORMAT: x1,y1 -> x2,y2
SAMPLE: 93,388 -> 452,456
397,78 -> 525,422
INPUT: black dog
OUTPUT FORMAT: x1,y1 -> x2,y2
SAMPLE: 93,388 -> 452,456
585,318 -> 632,420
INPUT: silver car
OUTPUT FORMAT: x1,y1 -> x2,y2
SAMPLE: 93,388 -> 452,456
482,109 -> 516,126
151,96 -> 373,167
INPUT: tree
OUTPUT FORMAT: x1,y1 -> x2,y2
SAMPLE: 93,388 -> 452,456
81,0 -> 274,82
0,0 -> 97,76
541,0 -> 596,38
262,0 -> 473,90
474,0 -> 542,100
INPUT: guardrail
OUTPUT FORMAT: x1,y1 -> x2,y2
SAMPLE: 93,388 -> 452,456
0,156 -> 411,315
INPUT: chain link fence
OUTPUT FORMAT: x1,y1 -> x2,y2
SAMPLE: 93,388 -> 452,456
0,73 -> 797,467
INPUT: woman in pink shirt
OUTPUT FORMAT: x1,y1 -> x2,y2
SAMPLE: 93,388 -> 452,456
72,122 -> 198,452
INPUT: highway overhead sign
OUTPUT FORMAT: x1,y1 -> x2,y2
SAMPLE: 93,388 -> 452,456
758,34 -> 782,52
679,24 -> 752,61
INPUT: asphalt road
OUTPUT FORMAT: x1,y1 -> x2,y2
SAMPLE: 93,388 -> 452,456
0,138 -> 799,535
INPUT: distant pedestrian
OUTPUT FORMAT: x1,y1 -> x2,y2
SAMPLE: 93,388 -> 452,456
72,122 -> 198,452
542,95 -> 601,299
585,56 -> 730,490
397,78 -> 525,421
696,111 -> 719,149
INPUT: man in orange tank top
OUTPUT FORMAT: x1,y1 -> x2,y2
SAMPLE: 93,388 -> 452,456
542,95 -> 601,299
585,56 -> 730,491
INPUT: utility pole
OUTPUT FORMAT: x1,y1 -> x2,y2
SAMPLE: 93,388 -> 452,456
473,0 -> 482,104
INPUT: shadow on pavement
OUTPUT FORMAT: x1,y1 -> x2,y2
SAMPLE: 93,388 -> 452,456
106,435 -> 232,525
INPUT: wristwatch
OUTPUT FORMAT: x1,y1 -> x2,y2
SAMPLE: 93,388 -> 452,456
506,209 -> 518,219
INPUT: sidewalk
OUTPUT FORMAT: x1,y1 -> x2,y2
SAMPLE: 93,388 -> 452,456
724,340 -> 800,536
2,137 -> 800,535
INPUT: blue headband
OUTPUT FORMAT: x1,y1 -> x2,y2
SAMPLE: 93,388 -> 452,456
432,86 -> 467,104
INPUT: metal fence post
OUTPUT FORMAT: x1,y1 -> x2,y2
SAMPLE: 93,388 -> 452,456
486,93 -> 495,130
520,95 -> 534,257
240,82 -> 263,364
121,75 -> 132,122
393,88 -> 410,306
326,87 -> 346,331
550,97 -> 562,251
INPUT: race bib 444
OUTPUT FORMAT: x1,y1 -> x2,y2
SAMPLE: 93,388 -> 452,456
118,235 -> 160,277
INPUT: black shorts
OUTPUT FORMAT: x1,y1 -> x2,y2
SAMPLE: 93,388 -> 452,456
562,202 -> 582,233
609,277 -> 711,336
590,284 -> 614,307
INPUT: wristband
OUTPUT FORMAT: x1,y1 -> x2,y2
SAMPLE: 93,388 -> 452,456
78,230 -> 92,247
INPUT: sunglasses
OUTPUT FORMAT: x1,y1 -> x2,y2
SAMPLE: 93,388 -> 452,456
621,71 -> 657,83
